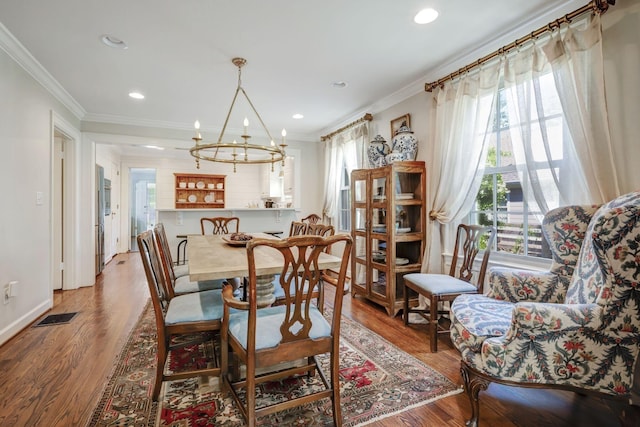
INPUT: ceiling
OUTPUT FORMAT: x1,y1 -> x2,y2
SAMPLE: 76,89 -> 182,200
0,0 -> 585,144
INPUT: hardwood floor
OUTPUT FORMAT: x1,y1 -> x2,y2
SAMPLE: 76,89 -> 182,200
0,252 -> 634,426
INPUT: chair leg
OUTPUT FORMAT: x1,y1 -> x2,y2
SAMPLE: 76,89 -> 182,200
331,347 -> 343,426
460,362 -> 490,427
246,360 -> 257,427
403,286 -> 410,326
153,339 -> 168,401
429,295 -> 438,353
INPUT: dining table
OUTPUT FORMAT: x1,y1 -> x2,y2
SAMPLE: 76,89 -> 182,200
188,232 -> 343,306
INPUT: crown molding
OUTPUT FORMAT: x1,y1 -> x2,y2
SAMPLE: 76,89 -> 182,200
0,22 -> 86,121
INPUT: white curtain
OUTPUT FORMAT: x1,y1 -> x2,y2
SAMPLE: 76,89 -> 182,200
543,13 -> 619,202
423,63 -> 501,273
504,13 -> 619,215
322,121 -> 368,223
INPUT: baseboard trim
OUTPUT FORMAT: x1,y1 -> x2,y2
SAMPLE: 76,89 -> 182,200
0,299 -> 52,346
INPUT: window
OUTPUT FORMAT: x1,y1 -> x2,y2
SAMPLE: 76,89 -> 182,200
468,79 -> 570,259
338,162 -> 351,232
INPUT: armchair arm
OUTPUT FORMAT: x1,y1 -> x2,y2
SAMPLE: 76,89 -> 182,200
222,283 -> 249,310
487,267 -> 567,303
511,302 -> 603,332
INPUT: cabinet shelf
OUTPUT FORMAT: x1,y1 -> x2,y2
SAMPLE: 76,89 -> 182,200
350,161 -> 426,317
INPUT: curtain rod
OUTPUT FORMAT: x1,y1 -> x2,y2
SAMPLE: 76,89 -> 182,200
424,0 -> 615,92
320,113 -> 373,141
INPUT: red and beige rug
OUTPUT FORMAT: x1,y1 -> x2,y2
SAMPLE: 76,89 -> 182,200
88,303 -> 461,426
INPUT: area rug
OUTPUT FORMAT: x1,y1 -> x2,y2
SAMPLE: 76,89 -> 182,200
88,302 -> 461,426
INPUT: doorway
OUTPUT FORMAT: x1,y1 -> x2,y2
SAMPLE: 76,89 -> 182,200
130,168 -> 156,251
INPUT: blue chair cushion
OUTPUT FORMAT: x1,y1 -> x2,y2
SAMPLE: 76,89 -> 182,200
228,304 -> 330,350
174,275 -> 225,295
173,264 -> 189,278
165,289 -> 223,324
404,273 -> 478,296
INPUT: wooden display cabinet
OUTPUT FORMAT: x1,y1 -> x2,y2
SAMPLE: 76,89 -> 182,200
174,173 -> 226,209
350,161 -> 426,316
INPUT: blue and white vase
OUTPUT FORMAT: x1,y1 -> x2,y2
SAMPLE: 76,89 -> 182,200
391,121 -> 417,161
367,135 -> 390,168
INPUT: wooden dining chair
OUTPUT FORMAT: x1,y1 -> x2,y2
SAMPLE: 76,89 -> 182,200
306,222 -> 334,237
273,224 -> 336,310
137,230 -> 223,401
289,220 -> 308,236
200,216 -> 240,235
154,223 -> 188,278
220,234 -> 353,427
153,224 -> 225,298
402,224 -> 496,352
301,213 -> 322,225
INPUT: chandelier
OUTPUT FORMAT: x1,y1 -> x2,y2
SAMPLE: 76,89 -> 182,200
190,57 -> 287,172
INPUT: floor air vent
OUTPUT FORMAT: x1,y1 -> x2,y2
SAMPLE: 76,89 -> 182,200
33,312 -> 78,327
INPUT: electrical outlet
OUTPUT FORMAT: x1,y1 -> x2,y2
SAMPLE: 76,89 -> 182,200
3,284 -> 10,305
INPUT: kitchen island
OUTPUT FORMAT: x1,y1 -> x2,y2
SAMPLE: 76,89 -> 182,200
156,208 -> 297,263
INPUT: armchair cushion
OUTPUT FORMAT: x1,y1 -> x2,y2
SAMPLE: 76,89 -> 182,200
450,295 -> 513,357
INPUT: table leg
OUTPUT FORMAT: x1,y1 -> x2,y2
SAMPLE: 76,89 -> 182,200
255,274 -> 276,307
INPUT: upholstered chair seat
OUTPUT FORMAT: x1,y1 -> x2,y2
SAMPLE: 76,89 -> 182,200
227,304 -> 330,350
173,275 -> 225,295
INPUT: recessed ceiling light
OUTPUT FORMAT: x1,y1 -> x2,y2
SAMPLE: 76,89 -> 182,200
144,145 -> 165,150
129,92 -> 145,99
100,34 -> 128,49
292,113 -> 304,119
331,81 -> 348,88
414,8 -> 439,24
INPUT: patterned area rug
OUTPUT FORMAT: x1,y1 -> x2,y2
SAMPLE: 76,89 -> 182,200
88,302 -> 461,426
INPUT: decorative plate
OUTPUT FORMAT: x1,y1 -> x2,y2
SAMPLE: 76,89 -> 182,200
397,193 -> 414,200
196,181 -> 205,189
187,194 -> 197,203
204,194 -> 213,203
222,234 -> 253,246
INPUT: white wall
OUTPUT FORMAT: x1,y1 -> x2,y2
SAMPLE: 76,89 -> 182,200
0,46 -> 83,345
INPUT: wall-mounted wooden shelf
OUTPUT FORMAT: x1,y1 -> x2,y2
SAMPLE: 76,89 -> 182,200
174,173 -> 226,209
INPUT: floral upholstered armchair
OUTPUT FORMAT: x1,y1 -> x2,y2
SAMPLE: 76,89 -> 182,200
450,192 -> 640,426
488,203 -> 600,304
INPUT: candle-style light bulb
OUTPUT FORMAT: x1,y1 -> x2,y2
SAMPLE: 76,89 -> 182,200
194,120 -> 201,138
281,128 -> 287,143
270,139 -> 275,147
243,117 -> 249,134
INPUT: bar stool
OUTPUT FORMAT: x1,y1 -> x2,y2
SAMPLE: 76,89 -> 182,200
176,234 -> 188,265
